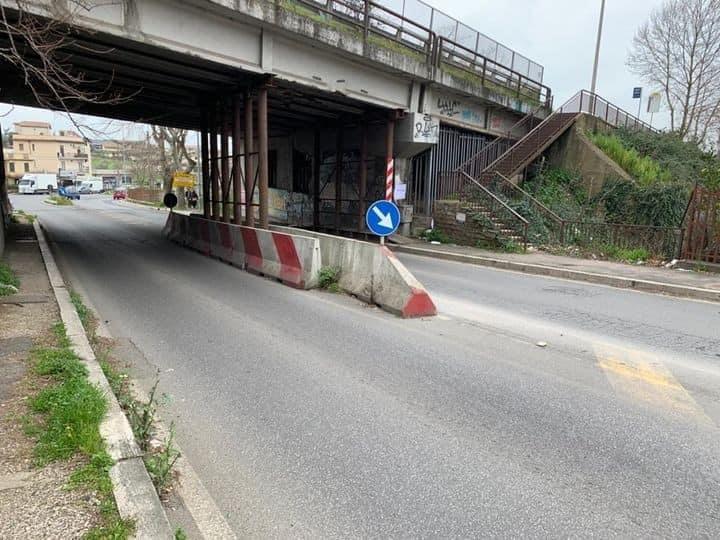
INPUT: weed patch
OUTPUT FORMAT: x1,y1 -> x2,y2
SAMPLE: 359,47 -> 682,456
25,323 -> 133,537
420,228 -> 452,244
318,266 -> 340,291
0,261 -> 20,295
70,290 -> 93,332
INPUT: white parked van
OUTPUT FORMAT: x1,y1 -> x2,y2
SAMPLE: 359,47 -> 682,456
78,177 -> 104,193
18,174 -> 58,194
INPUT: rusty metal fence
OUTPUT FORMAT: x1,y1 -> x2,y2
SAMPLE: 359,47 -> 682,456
682,185 -> 720,263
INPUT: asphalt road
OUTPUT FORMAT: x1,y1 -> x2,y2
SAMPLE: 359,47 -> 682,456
13,194 -> 720,538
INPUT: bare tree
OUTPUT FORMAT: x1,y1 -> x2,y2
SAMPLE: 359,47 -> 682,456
628,0 -> 720,143
151,126 -> 196,206
0,1 -> 133,136
128,136 -> 161,187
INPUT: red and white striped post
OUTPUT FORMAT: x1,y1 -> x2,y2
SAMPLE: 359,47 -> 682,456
383,113 -> 396,245
385,157 -> 394,201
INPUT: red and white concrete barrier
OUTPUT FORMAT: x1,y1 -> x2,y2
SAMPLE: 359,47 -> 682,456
164,214 -> 436,317
165,213 -> 320,289
271,225 -> 437,318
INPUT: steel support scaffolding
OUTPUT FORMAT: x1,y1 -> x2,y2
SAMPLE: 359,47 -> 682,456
244,91 -> 255,227
209,105 -> 220,220
313,129 -> 321,229
232,94 -> 243,225
201,111 -> 210,219
220,104 -> 230,223
358,120 -> 368,232
257,85 -> 269,228
335,122 -> 343,233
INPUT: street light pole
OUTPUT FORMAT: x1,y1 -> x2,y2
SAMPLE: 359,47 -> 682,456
590,0 -> 606,95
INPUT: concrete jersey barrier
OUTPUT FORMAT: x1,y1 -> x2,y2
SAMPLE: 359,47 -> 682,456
270,225 -> 437,318
164,213 -> 320,289
164,214 -> 436,317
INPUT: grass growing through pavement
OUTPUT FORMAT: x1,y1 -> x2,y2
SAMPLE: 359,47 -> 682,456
72,291 -> 181,494
318,266 -> 340,293
26,322 -> 134,538
0,261 -> 20,296
13,209 -> 36,223
70,290 -> 92,332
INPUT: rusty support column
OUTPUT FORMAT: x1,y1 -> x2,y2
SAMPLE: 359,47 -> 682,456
232,94 -> 243,225
385,111 -> 396,201
313,128 -> 320,229
209,106 -> 220,219
335,122 -> 343,233
220,106 -> 230,223
258,85 -> 269,228
201,111 -> 210,219
358,119 -> 367,232
244,91 -> 254,227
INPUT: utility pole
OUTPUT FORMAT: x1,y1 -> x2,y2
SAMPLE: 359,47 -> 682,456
590,0 -> 606,95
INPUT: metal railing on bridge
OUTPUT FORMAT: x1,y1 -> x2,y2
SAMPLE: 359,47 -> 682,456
289,0 -> 552,107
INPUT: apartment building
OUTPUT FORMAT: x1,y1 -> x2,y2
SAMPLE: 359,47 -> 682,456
3,121 -> 91,182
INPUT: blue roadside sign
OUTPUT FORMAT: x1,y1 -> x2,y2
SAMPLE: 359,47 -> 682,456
633,87 -> 642,99
366,200 -> 401,237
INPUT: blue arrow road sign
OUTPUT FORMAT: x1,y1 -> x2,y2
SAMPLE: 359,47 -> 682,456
366,200 -> 401,237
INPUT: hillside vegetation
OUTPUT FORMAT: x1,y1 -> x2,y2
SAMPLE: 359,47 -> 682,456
526,128 -> 720,228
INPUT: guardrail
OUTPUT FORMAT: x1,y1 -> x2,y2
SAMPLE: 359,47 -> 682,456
457,107 -> 542,179
439,170 -> 529,249
436,38 -> 552,108
491,172 -> 564,244
560,90 -> 656,132
287,0 -> 550,107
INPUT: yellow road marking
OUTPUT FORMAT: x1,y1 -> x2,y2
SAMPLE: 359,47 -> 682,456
595,344 -> 713,425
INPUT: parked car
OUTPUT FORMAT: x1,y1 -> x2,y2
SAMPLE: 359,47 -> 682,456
58,186 -> 80,200
113,188 -> 127,200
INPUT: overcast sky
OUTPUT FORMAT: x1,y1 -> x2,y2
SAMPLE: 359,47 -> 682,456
0,0 -> 668,135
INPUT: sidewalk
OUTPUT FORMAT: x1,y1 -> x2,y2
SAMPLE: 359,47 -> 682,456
390,238 -> 720,302
0,221 -> 99,537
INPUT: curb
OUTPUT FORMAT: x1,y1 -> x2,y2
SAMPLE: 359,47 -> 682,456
33,220 -> 174,539
390,244 -> 720,303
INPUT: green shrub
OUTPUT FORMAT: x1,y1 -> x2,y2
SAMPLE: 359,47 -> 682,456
596,178 -> 688,227
615,128 -> 717,187
318,266 -> 340,291
588,131 -> 672,185
598,244 -> 649,263
523,167 -> 591,220
421,228 -> 452,243
0,262 -> 19,295
500,239 -> 525,253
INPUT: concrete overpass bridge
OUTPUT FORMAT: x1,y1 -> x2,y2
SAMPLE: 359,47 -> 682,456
0,0 -> 552,231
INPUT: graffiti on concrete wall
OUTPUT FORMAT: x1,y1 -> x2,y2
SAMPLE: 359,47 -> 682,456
436,97 -> 460,117
413,114 -> 439,143
430,93 -> 486,130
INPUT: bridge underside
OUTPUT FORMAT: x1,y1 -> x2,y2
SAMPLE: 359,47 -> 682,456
0,12 -> 402,232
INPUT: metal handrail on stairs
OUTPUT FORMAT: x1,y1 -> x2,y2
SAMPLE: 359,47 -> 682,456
491,172 -> 565,243
457,105 -> 543,179
454,171 -> 529,250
